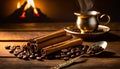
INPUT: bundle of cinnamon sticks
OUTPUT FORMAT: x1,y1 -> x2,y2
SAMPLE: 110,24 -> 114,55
5,29 -> 83,60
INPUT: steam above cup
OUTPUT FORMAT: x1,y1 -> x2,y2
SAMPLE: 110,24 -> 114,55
74,11 -> 110,33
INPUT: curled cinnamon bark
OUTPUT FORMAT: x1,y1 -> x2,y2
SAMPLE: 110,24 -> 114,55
41,38 -> 83,56
32,29 -> 66,43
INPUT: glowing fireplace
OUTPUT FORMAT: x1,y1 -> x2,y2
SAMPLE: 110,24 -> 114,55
17,0 -> 40,18
4,0 -> 51,23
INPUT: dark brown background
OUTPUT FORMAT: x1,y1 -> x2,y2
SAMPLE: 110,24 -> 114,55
0,0 -> 119,22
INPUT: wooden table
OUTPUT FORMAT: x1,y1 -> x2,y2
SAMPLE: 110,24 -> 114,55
0,22 -> 120,69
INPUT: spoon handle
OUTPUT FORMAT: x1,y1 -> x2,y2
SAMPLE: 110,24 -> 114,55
51,55 -> 84,69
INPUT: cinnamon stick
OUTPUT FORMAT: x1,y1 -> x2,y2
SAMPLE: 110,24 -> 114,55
33,29 -> 66,43
41,38 -> 83,56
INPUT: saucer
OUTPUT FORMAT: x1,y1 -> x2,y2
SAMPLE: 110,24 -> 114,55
64,25 -> 110,38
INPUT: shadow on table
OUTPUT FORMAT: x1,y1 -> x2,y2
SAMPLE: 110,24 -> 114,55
90,51 -> 120,58
84,32 -> 120,42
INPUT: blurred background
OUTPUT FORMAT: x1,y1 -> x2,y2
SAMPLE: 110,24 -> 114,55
0,0 -> 119,22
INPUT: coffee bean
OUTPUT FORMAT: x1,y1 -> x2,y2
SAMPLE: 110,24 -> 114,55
36,56 -> 43,61
9,46 -> 17,53
82,45 -> 89,51
23,55 -> 29,60
70,48 -> 75,54
75,47 -> 80,52
61,54 -> 66,57
75,52 -> 80,56
55,55 -> 61,59
17,53 -> 23,59
70,54 -> 75,58
68,47 -> 72,51
79,45 -> 84,50
14,47 -> 23,56
23,51 -> 27,54
63,57 -> 69,61
61,49 -> 69,53
14,51 -> 20,56
81,45 -> 89,54
30,54 -> 36,59
5,45 -> 11,50
27,43 -> 30,46
34,53 -> 39,57
36,57 -> 41,60
66,52 -> 71,56
60,52 -> 65,55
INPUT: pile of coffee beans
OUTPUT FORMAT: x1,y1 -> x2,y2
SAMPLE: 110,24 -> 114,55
87,46 -> 104,55
5,43 -> 38,60
5,44 -> 91,61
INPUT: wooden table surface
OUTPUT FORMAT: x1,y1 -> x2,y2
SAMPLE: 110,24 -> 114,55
0,22 -> 120,69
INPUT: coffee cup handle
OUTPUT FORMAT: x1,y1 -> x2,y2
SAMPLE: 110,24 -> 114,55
97,14 -> 111,25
